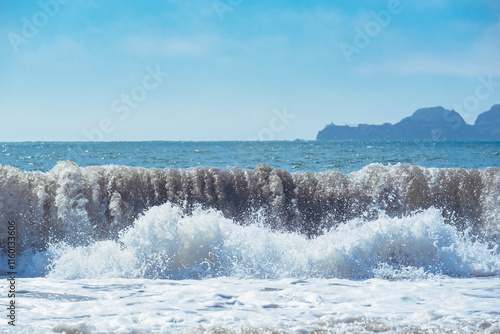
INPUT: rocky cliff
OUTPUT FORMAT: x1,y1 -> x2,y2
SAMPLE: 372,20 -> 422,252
317,105 -> 500,141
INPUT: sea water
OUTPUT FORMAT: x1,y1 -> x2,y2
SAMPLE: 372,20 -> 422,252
0,141 -> 499,333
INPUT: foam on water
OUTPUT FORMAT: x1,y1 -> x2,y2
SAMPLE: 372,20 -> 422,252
10,276 -> 500,333
19,204 -> 495,280
8,207 -> 500,331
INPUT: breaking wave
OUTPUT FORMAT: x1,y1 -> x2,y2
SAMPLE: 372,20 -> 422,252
10,205 -> 500,280
1,162 -> 499,279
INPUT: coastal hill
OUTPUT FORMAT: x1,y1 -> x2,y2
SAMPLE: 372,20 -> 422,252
317,105 -> 500,141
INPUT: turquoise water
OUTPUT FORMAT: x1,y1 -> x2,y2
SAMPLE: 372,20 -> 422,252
1,141 -> 499,172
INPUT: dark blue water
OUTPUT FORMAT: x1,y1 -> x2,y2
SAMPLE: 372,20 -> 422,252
1,141 -> 499,172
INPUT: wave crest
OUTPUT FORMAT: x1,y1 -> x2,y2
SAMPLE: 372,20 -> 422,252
0,162 -> 499,251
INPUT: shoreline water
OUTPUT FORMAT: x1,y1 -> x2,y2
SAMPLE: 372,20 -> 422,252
3,276 -> 499,333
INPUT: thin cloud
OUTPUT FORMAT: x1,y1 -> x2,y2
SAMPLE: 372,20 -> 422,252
356,19 -> 500,77
119,34 -> 220,57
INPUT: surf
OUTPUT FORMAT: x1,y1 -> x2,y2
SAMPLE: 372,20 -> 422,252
1,161 -> 499,250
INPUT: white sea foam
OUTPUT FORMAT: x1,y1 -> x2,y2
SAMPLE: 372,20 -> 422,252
7,276 -> 500,333
35,204 -> 498,280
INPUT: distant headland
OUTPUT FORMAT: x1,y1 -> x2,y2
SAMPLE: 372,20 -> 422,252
317,104 -> 500,141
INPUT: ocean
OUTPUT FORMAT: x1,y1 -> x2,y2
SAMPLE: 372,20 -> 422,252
1,141 -> 499,333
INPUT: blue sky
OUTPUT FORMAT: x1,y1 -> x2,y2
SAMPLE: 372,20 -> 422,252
1,0 -> 499,141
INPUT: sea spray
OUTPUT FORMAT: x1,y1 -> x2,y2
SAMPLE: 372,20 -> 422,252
33,205 -> 499,280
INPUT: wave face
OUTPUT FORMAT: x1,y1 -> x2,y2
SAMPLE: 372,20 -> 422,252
1,162 -> 499,253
